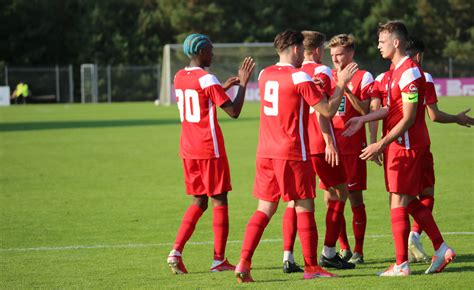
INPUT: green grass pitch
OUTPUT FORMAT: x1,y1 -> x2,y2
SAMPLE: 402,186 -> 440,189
1,97 -> 473,288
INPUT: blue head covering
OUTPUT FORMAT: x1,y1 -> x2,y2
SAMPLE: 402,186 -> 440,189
183,33 -> 212,57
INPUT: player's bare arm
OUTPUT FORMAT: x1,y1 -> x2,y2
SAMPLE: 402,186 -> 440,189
344,87 -> 370,115
368,97 -> 382,165
220,57 -> 256,118
317,111 -> 339,167
312,62 -> 358,118
360,102 -> 417,161
342,106 -> 388,137
427,105 -> 474,127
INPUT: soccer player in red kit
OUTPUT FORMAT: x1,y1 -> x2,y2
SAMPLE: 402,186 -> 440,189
234,30 -> 358,283
167,33 -> 255,274
404,38 -> 474,263
325,34 -> 375,265
343,20 -> 456,276
281,30 -> 355,273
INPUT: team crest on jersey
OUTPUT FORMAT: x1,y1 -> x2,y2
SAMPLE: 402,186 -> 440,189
348,82 -> 353,91
409,83 -> 418,93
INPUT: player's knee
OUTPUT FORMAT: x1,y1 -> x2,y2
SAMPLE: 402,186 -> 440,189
192,196 -> 209,211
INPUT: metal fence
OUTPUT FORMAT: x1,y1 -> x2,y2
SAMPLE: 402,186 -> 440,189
0,58 -> 472,104
1,65 -> 160,103
2,66 -> 74,103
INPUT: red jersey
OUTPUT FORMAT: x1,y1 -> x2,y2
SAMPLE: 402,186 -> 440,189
372,71 -> 391,107
301,61 -> 336,154
174,67 -> 230,159
256,63 -> 324,161
424,72 -> 438,105
332,69 -> 374,154
385,56 -> 430,150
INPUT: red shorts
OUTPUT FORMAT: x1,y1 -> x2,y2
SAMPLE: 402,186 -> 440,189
341,154 -> 367,191
253,158 -> 315,202
384,147 -> 429,196
182,156 -> 232,196
310,154 -> 347,190
422,148 -> 435,189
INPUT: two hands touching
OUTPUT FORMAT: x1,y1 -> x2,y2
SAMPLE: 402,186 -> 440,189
222,57 -> 256,91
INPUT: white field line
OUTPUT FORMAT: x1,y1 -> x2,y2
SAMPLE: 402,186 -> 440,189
1,232 -> 473,253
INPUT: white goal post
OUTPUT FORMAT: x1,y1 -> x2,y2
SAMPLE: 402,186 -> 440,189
80,64 -> 99,103
159,42 -> 276,106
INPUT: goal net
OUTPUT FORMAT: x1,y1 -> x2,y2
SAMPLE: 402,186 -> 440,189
159,43 -> 277,106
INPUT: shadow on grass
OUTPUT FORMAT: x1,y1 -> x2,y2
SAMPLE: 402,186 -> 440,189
0,117 -> 259,132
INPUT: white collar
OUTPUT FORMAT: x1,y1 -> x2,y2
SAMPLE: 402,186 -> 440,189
184,66 -> 203,71
394,56 -> 409,71
276,62 -> 295,67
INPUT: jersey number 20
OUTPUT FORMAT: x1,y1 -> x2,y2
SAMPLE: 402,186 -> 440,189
176,89 -> 200,123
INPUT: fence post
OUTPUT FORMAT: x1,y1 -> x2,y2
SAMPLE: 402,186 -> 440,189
107,65 -> 112,103
55,65 -> 60,103
156,64 -> 160,101
5,66 -> 8,86
68,65 -> 74,103
92,64 -> 98,103
448,57 -> 453,78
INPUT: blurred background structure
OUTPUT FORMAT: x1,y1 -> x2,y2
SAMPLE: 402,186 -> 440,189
1,0 -> 473,103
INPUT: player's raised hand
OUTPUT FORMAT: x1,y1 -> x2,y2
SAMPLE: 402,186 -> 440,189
325,143 -> 339,167
337,62 -> 358,85
342,116 -> 363,137
222,76 -> 240,91
238,57 -> 256,86
455,108 -> 474,127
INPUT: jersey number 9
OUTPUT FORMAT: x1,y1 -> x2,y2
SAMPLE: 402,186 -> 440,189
263,81 -> 279,116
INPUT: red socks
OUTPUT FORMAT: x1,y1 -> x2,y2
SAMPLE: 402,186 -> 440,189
297,211 -> 318,267
241,210 -> 270,262
338,215 -> 351,251
325,200 -> 345,247
352,204 -> 367,254
407,198 -> 443,250
173,204 -> 204,253
411,196 -> 434,234
391,207 -> 410,264
282,207 -> 297,252
213,205 -> 229,260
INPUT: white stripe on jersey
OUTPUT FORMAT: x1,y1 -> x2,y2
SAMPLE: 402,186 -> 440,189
199,74 -> 221,89
329,122 -> 338,150
424,72 -> 434,83
314,65 -> 333,80
375,72 -> 385,82
292,71 -> 312,85
258,69 -> 265,81
299,98 -> 307,161
404,131 -> 411,150
361,71 -> 374,89
398,67 -> 422,90
208,99 -> 220,158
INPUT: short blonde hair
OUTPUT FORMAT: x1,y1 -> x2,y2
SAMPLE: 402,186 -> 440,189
328,34 -> 355,50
